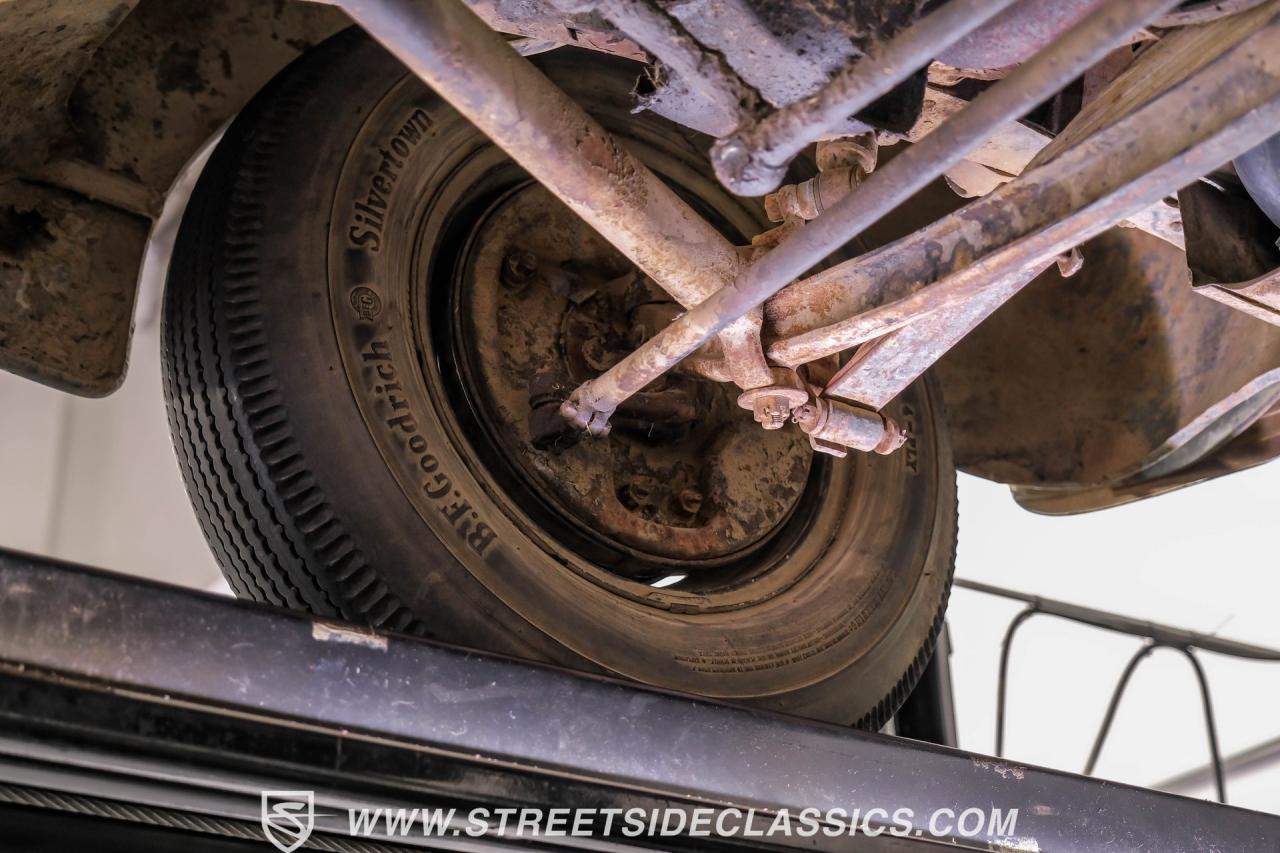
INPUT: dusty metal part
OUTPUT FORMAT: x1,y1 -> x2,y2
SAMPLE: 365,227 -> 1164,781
1,0 -> 347,394
0,182 -> 149,395
69,0 -> 347,195
822,259 -> 1054,408
1028,0 -> 1280,172
1118,197 -> 1185,248
455,184 -> 812,566
652,0 -> 924,140
938,228 -> 1280,497
1154,0 -> 1270,27
1182,174 -> 1280,326
564,0 -> 1181,431
563,0 -> 762,138
818,20 -> 1280,410
793,397 -> 905,457
764,136 -> 876,223
463,0 -> 646,58
1181,178 -> 1280,285
0,0 -> 139,179
764,168 -> 860,222
510,36 -> 565,56
766,7 -> 1279,372
1055,246 -> 1084,278
909,85 -> 1184,247
708,0 -> 1021,196
28,158 -> 163,218
824,136 -> 1280,412
937,0 -> 1107,70
1011,398 -> 1280,514
1195,268 -> 1280,327
342,0 -> 774,396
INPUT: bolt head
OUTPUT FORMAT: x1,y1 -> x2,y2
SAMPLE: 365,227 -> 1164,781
677,488 -> 703,515
501,250 -> 538,289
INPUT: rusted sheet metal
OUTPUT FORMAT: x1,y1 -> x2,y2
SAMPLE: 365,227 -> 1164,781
563,0 -> 1179,430
341,0 -> 775,396
0,182 -> 148,395
1195,270 -> 1280,328
937,0 -> 1106,70
766,7 -> 1280,371
938,229 -> 1280,494
464,0 -> 646,59
576,0 -> 761,138
1011,395 -> 1280,514
708,0 -> 1020,196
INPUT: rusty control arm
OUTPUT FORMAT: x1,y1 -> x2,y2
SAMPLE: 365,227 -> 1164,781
339,0 -> 774,393
558,0 -> 1183,436
773,9 -> 1280,408
767,5 -> 1280,368
708,0 -> 1023,196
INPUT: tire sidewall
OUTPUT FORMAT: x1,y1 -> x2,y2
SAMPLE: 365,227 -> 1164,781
201,32 -> 957,722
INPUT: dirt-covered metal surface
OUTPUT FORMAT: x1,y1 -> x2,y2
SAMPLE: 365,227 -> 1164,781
0,181 -> 147,394
0,0 -> 138,178
0,0 -> 346,394
456,185 -> 811,567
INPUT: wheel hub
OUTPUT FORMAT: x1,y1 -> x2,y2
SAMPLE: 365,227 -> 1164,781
450,184 -> 812,573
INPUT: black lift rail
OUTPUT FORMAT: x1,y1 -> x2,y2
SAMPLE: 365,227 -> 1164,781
0,548 -> 1276,851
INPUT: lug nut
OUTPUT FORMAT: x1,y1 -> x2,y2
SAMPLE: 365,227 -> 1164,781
501,250 -> 538,290
619,482 -> 651,510
676,487 -> 703,515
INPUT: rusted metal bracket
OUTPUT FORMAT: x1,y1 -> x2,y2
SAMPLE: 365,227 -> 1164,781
707,0 -> 1021,196
1195,268 -> 1280,328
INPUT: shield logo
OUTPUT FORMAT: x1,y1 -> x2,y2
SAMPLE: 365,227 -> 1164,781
261,790 -> 315,853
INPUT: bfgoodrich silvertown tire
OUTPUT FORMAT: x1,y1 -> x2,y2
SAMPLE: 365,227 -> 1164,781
161,29 -> 957,727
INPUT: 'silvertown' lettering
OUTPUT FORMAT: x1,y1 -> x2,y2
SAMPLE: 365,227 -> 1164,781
348,109 -> 434,253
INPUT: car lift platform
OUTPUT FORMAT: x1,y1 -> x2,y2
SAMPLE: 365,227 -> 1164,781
1,547 -> 1277,852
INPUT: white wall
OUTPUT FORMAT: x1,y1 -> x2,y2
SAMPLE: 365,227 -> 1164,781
0,290 -> 222,590
950,472 -> 1280,814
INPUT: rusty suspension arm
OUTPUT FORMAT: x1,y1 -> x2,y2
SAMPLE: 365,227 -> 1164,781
768,5 -> 1280,409
559,0 -> 1182,435
706,0 -> 1022,196
338,0 -> 775,391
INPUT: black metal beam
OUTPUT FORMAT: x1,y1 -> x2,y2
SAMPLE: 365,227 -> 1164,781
0,548 -> 1276,850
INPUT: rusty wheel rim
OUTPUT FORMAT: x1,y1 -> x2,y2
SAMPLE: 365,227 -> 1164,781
436,180 -> 816,582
